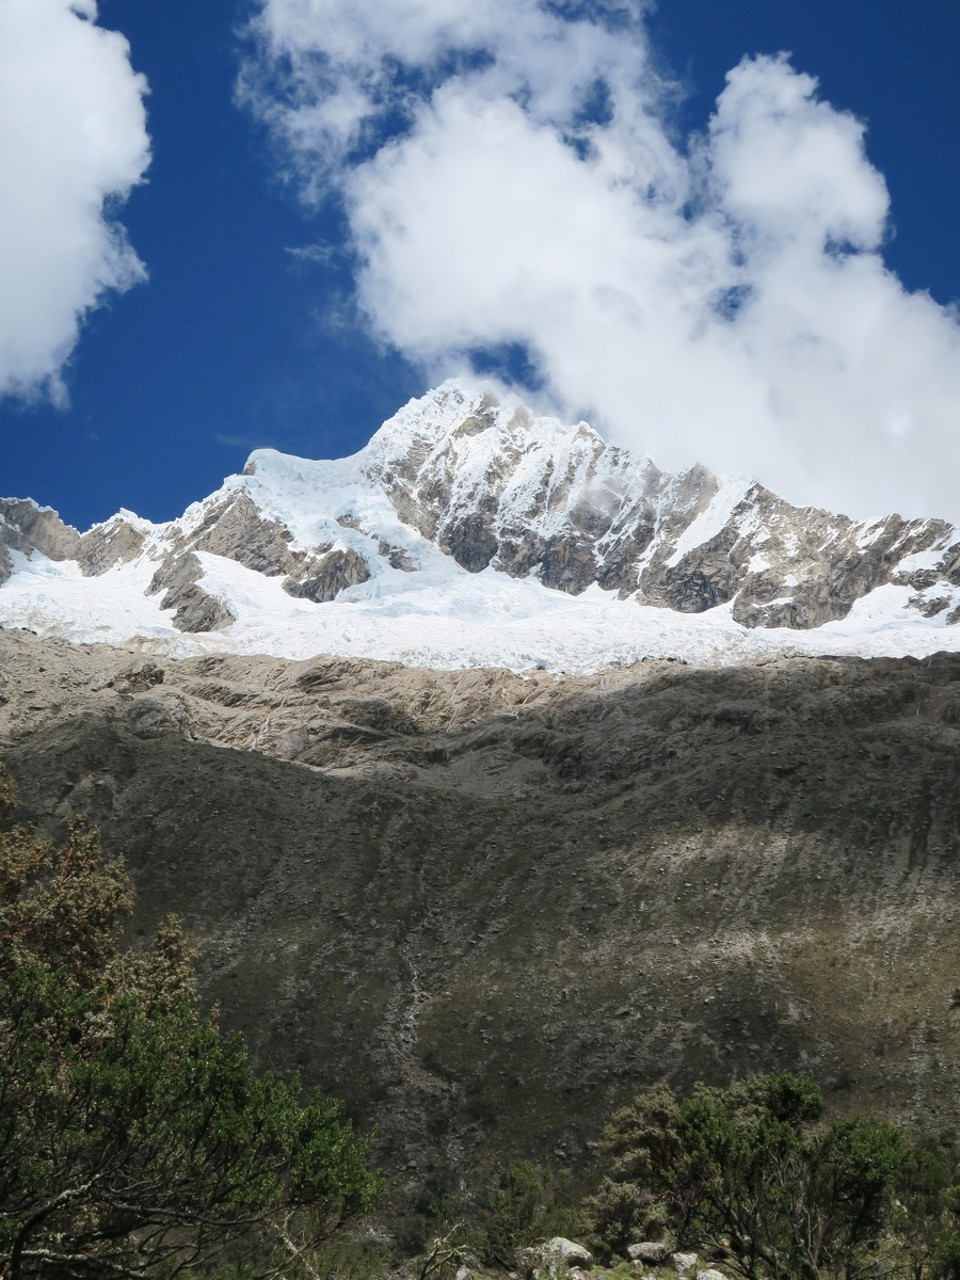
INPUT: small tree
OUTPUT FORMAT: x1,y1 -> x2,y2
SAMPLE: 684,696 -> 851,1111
586,1072 -> 906,1280
0,771 -> 380,1279
892,1135 -> 960,1280
583,1084 -> 682,1257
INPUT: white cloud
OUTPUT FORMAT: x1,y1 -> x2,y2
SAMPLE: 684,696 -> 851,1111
0,0 -> 150,401
284,241 -> 336,266
244,1 -> 960,521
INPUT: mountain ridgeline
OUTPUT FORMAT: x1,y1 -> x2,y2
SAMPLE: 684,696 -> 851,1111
3,383 -> 960,642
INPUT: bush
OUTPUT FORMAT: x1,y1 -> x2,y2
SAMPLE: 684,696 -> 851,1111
471,1160 -> 580,1268
585,1072 -> 908,1280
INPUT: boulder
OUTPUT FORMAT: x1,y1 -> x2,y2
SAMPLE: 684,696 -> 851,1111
628,1243 -> 669,1264
538,1238 -> 593,1275
670,1254 -> 698,1274
126,695 -> 192,740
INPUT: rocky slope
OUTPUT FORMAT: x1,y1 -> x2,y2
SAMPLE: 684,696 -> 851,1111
4,630 -> 960,1207
3,383 -> 960,666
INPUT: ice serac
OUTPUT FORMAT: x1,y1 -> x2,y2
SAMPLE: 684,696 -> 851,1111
4,380 -> 960,666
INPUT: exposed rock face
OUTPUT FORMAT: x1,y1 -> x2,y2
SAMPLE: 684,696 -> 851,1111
4,383 -> 960,634
77,517 -> 147,575
282,547 -> 370,603
146,551 -> 235,633
166,586 -> 235,633
363,395 -> 670,595
190,491 -> 301,575
0,499 -> 148,590
148,549 -> 203,599
0,499 -> 81,583
352,390 -> 960,627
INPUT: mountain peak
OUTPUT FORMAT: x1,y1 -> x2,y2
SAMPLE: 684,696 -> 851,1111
2,384 -> 960,672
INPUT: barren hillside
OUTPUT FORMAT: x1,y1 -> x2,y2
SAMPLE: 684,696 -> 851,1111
3,629 -> 960,1204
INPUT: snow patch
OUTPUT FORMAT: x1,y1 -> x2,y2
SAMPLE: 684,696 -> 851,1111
6,544 -> 960,673
665,477 -> 752,567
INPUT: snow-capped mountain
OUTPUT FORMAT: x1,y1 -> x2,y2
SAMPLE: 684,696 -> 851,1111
3,381 -> 960,672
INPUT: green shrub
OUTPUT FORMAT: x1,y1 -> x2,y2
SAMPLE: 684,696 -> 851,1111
471,1159 -> 581,1268
585,1072 -> 909,1280
0,771 -> 380,1280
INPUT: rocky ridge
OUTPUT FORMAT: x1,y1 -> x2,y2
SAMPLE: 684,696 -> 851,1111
3,383 -> 960,648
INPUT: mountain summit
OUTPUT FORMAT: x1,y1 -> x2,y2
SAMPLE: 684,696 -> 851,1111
3,382 -> 960,671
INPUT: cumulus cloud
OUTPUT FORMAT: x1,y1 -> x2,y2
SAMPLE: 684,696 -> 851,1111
244,0 -> 960,520
0,0 -> 150,402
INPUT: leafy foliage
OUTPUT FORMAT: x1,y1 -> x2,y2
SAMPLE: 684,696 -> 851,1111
0,771 -> 380,1280
403,1158 -> 580,1280
470,1160 -> 580,1269
585,1072 -> 934,1280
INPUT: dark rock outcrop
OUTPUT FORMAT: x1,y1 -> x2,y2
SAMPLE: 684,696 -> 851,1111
283,547 -> 370,603
191,491 -> 302,576
146,551 -> 235,632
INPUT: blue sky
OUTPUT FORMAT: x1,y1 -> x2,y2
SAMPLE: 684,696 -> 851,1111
3,0 -> 960,530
